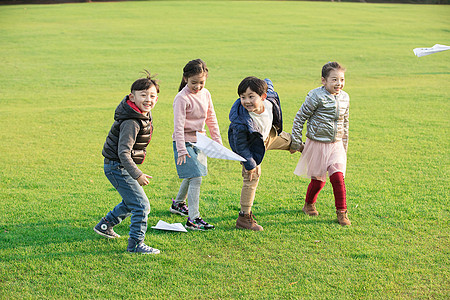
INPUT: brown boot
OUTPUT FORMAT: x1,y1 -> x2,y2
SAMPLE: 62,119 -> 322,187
336,210 -> 351,226
302,202 -> 319,216
236,211 -> 263,231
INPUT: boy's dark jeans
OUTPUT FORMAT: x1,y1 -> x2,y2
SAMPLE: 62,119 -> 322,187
104,160 -> 150,242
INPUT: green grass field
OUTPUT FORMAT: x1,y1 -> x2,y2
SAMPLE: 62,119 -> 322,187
0,1 -> 449,299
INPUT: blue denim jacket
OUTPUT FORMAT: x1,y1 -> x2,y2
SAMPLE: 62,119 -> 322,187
228,79 -> 283,171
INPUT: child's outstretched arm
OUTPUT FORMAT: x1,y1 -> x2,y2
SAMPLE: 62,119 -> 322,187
291,92 -> 318,150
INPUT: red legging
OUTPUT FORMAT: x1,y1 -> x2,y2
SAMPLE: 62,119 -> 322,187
305,172 -> 347,210
305,179 -> 325,204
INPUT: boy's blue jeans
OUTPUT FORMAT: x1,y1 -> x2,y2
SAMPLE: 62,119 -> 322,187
104,160 -> 150,243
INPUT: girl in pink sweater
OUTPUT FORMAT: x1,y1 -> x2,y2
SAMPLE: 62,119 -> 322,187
170,59 -> 222,230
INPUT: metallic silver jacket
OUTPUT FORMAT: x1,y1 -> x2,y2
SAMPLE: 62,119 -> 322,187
291,86 -> 349,151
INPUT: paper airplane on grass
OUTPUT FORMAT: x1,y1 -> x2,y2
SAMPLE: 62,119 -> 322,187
195,132 -> 246,162
151,220 -> 187,232
413,44 -> 450,57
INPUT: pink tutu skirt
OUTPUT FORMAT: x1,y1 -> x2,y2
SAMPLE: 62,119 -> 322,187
294,138 -> 347,182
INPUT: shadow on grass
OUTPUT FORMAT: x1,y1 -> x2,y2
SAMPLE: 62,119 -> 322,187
0,208 -> 337,259
256,208 -> 336,223
0,219 -> 119,249
0,220 -> 145,262
149,207 -> 338,233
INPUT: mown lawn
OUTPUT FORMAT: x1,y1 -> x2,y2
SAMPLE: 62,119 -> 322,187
0,1 -> 449,299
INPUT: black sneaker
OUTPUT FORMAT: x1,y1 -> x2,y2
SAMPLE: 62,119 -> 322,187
93,217 -> 120,238
169,199 -> 189,217
185,217 -> 215,231
127,238 -> 160,254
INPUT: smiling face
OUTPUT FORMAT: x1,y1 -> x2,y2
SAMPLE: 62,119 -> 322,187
129,85 -> 158,113
185,72 -> 207,94
322,69 -> 345,95
240,87 -> 267,114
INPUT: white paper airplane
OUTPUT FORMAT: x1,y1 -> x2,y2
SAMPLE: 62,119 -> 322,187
195,132 -> 246,162
151,220 -> 187,232
413,44 -> 450,57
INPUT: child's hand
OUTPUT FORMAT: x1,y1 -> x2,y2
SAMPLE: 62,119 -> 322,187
246,168 -> 257,181
289,143 -> 304,154
177,153 -> 191,165
137,174 -> 152,186
298,143 -> 304,152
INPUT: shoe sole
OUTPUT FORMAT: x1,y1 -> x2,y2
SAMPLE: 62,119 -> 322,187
185,225 -> 215,231
302,208 -> 319,216
93,227 -> 120,239
128,249 -> 161,255
338,221 -> 351,226
235,224 -> 264,231
170,208 -> 188,217
185,225 -> 205,231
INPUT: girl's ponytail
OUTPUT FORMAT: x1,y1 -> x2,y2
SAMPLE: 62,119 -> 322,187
178,77 -> 188,92
178,59 -> 209,92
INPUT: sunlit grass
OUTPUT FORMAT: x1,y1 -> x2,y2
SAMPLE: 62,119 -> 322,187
0,1 -> 449,299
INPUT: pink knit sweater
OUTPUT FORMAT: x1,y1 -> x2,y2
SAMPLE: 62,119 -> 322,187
172,85 -> 222,156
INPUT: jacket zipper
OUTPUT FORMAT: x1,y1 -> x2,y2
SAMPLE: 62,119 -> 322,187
333,95 -> 339,142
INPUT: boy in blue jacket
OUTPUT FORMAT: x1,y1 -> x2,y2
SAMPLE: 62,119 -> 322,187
228,77 -> 296,231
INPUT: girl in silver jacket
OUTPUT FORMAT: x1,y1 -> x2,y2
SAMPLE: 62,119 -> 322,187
291,62 -> 351,226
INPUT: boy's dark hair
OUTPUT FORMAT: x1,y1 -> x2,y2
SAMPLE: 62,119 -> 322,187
237,76 -> 268,96
179,59 -> 208,92
322,62 -> 346,79
131,69 -> 160,93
